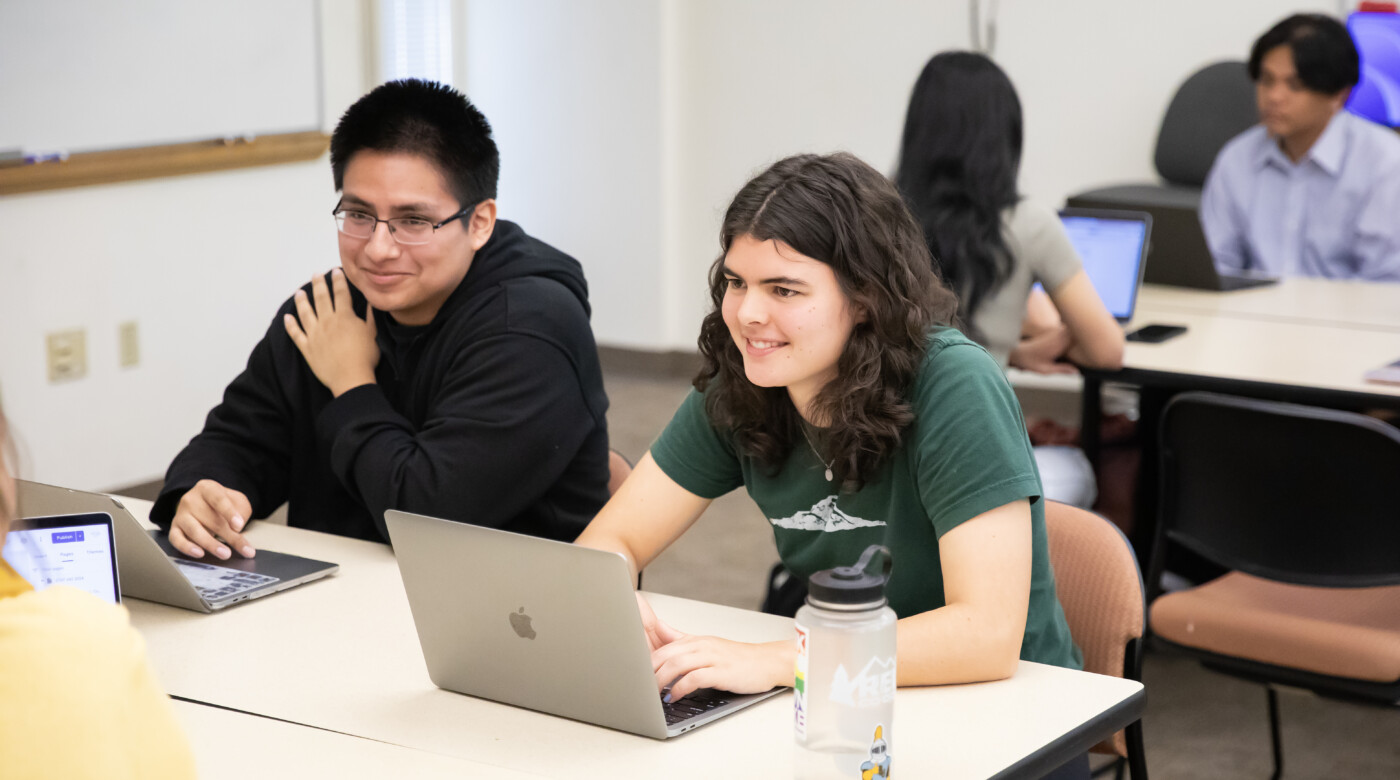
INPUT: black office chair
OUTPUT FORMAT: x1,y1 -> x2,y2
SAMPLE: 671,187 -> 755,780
607,449 -> 633,496
1068,61 -> 1257,212
1147,392 -> 1400,780
1067,63 -> 1255,288
760,561 -> 807,617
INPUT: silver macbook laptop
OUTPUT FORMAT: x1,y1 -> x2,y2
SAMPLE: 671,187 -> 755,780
17,480 -> 338,612
384,509 -> 786,739
2,512 -> 121,604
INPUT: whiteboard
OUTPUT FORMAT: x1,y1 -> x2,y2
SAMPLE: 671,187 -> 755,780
0,0 -> 321,155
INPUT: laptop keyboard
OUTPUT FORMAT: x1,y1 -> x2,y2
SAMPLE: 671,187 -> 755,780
171,557 -> 279,602
661,687 -> 733,726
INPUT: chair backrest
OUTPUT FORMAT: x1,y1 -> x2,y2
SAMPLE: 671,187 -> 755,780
1045,500 -> 1145,757
1154,61 -> 1257,187
1157,392 -> 1400,588
607,449 -> 633,496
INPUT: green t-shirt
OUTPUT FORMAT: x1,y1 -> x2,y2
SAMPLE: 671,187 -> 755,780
650,328 -> 1082,670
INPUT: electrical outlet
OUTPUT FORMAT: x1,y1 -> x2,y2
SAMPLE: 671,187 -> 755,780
46,329 -> 87,383
119,320 -> 140,368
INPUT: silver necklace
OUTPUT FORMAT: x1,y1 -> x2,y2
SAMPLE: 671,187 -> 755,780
799,423 -> 834,482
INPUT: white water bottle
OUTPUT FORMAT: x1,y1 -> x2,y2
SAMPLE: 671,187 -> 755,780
793,545 -> 896,779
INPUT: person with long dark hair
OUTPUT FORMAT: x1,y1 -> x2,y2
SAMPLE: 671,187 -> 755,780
895,51 -> 1124,508
895,51 -> 1122,373
577,152 -> 1081,701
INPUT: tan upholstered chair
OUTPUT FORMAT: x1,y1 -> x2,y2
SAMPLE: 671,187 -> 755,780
1045,500 -> 1148,780
1148,392 -> 1400,780
608,449 -> 637,587
607,449 -> 633,496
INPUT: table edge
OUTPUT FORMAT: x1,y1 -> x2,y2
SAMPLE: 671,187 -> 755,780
1082,367 -> 1400,409
989,686 -> 1146,780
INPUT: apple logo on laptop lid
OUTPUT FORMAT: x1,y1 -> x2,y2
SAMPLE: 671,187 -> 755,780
509,606 -> 536,639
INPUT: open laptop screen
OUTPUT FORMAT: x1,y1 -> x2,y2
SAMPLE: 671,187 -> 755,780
2,513 -> 120,604
1058,209 -> 1152,321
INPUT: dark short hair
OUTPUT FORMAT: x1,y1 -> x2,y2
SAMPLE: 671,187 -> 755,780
696,153 -> 958,488
330,79 -> 500,208
1248,14 -> 1359,95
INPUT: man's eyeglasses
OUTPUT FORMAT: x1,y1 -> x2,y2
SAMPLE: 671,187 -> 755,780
332,205 -> 472,246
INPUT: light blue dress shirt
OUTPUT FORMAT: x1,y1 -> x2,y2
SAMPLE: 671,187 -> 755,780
1200,111 -> 1400,282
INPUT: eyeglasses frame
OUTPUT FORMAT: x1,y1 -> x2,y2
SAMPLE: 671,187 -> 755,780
331,202 -> 475,245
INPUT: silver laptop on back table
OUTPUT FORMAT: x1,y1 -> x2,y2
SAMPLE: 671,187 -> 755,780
385,508 -> 786,739
17,480 -> 338,612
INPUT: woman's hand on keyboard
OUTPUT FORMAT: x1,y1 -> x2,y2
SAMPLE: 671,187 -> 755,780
651,633 -> 796,703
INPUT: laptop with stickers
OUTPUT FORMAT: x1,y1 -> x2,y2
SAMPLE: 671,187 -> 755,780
17,480 -> 337,612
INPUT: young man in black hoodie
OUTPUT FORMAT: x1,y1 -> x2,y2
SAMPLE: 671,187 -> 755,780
151,80 -> 611,560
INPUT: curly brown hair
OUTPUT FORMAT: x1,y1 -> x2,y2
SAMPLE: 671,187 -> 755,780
695,152 -> 959,487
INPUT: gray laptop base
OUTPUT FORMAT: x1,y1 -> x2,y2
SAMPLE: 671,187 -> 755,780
17,480 -> 338,612
385,509 -> 783,738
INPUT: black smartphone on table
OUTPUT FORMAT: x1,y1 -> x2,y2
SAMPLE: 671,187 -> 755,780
1126,324 -> 1188,343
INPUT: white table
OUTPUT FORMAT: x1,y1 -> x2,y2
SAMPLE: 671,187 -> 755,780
120,498 -> 1143,779
1081,281 -> 1400,573
174,700 -> 536,779
1118,305 -> 1400,401
1082,285 -> 1400,467
1012,278 -> 1400,426
1137,278 -> 1400,334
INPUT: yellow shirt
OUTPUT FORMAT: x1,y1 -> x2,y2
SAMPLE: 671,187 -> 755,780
0,560 -> 196,779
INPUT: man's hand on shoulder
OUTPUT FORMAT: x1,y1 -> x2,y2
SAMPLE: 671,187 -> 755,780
169,479 -> 256,560
283,268 -> 380,397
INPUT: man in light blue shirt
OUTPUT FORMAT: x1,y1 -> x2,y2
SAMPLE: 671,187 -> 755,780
1201,14 -> 1400,282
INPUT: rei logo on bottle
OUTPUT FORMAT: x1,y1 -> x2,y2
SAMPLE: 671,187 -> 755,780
828,656 -> 896,707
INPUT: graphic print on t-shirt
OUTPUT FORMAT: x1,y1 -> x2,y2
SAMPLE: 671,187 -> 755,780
769,496 -> 886,533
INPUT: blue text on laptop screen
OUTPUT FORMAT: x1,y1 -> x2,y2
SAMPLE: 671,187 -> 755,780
1,521 -> 118,604
1059,216 -> 1147,320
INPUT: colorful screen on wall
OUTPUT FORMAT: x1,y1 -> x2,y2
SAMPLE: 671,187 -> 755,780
1348,12 -> 1400,127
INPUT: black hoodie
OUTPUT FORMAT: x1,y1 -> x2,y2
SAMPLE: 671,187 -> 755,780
152,220 -> 611,544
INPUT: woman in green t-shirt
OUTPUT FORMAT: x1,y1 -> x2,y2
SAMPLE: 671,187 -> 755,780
576,152 -> 1080,705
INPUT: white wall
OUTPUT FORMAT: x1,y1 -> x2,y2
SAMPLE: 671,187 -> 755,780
665,0 -> 973,345
469,0 -> 1345,354
0,2 -> 373,491
0,0 -> 1355,490
460,0 -> 668,349
998,0 -> 1338,208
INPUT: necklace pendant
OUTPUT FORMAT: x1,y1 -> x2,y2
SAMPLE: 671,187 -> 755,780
824,467 -> 833,482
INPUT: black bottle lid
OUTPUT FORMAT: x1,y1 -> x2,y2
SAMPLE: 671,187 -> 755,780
806,544 -> 892,608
